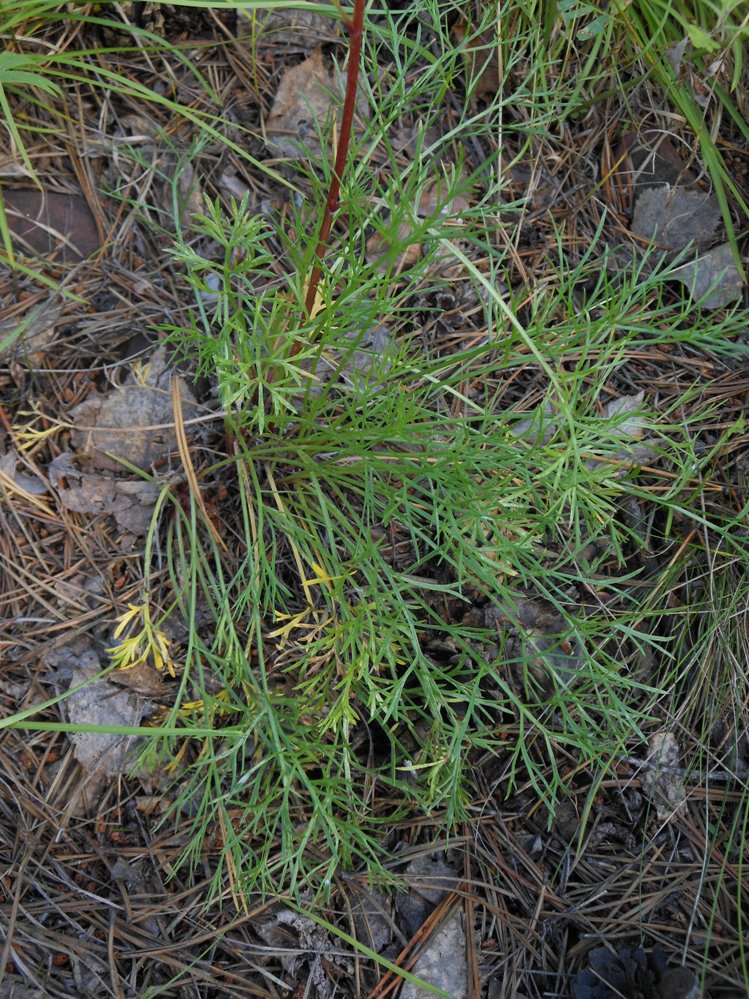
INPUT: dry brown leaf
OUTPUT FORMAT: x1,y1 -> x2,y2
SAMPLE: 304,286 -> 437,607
664,37 -> 689,76
631,184 -> 721,252
628,179 -> 743,308
0,448 -> 48,496
266,47 -> 336,160
390,123 -> 442,158
243,7 -> 338,53
641,732 -> 686,821
593,392 -> 656,469
254,906 -> 348,995
109,660 -> 166,698
575,946 -> 700,999
68,345 -> 200,471
417,176 -> 471,219
266,46 -> 368,163
607,128 -> 713,216
0,299 -> 63,364
512,393 -> 652,468
219,167 -> 250,201
350,885 -> 393,955
176,160 -> 205,230
482,594 -> 584,698
42,639 -> 150,811
3,188 -> 100,262
365,221 -> 422,272
66,677 -> 147,777
44,638 -> 100,680
452,21 -> 500,103
395,854 -> 458,937
600,391 -> 650,452
620,129 -> 703,195
0,448 -> 54,515
601,391 -> 646,433
48,452 -> 160,536
56,642 -> 150,777
400,912 -> 467,999
670,242 -> 744,308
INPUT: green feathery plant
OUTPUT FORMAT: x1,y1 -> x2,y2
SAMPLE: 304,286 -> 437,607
152,136 -> 749,903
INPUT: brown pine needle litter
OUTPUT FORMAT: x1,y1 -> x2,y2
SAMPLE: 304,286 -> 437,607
1,1 -> 749,997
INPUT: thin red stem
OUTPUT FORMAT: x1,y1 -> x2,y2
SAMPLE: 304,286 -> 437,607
243,1 -> 365,432
301,0 -> 365,321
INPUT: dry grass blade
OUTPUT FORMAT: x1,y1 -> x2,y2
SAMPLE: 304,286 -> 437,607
0,464 -> 53,516
171,374 -> 226,551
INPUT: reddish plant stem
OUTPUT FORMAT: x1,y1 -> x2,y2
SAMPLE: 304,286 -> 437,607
241,4 -> 364,435
299,0 -> 365,325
